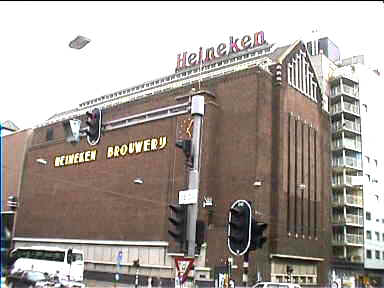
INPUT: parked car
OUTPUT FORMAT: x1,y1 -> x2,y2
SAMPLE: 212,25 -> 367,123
252,282 -> 301,288
6,270 -> 49,288
6,270 -> 85,288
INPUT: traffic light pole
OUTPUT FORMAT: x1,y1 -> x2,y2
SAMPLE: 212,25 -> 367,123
186,94 -> 204,258
243,251 -> 249,287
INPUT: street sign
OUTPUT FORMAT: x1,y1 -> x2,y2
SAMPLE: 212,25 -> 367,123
179,189 -> 198,204
174,256 -> 194,284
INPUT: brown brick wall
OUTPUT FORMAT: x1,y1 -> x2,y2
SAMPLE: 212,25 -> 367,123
15,65 -> 331,284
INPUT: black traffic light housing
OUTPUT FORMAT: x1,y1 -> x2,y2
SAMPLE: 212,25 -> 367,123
168,203 -> 187,252
227,200 -> 252,256
195,220 -> 206,255
7,196 -> 18,211
176,139 -> 193,167
249,219 -> 268,250
85,107 -> 102,146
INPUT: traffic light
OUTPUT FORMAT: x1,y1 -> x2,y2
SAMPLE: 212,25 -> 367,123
8,196 -> 18,211
168,203 -> 187,251
227,200 -> 252,256
176,139 -> 192,157
287,265 -> 293,275
85,107 -> 102,146
195,220 -> 206,255
249,219 -> 268,250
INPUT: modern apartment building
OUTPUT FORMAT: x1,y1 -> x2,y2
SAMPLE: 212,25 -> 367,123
308,36 -> 384,287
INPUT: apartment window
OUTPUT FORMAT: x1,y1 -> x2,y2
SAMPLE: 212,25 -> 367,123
366,231 -> 372,240
376,232 -> 380,241
382,233 -> 384,241
383,252 -> 384,260
375,250 -> 380,260
367,250 -> 372,259
366,212 -> 371,221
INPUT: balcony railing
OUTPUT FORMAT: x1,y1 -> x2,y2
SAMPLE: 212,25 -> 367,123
331,139 -> 361,151
330,103 -> 360,116
332,214 -> 363,226
332,175 -> 353,186
332,157 -> 362,170
331,85 -> 359,99
332,195 -> 363,206
333,233 -> 364,245
331,120 -> 361,133
331,255 -> 363,263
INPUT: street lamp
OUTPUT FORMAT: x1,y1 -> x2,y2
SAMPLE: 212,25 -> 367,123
69,35 -> 91,49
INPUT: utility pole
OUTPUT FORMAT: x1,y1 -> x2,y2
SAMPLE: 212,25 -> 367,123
186,94 -> 204,257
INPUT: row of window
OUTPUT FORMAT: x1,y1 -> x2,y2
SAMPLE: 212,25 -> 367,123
366,249 -> 384,260
366,230 -> 384,241
365,212 -> 384,223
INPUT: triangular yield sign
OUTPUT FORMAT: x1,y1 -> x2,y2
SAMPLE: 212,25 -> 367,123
174,256 -> 194,284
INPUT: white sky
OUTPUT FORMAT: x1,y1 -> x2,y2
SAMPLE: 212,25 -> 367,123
0,1 -> 383,130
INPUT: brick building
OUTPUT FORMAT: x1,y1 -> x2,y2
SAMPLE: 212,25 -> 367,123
13,35 -> 332,286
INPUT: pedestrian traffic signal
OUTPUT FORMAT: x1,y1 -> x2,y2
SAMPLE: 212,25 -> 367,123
168,203 -> 187,251
85,107 -> 102,146
227,200 -> 252,256
249,219 -> 268,250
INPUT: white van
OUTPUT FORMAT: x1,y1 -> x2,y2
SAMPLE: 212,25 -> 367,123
252,282 -> 302,288
9,246 -> 84,282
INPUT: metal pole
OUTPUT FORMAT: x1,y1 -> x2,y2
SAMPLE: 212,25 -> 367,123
135,267 -> 139,288
243,252 -> 249,287
186,95 -> 204,257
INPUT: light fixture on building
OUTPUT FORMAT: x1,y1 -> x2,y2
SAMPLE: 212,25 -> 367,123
253,180 -> 263,187
297,184 -> 306,190
133,178 -> 144,185
202,196 -> 213,208
36,158 -> 48,165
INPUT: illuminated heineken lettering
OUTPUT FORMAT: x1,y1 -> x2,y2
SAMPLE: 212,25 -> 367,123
54,149 -> 97,167
106,136 -> 168,159
176,31 -> 265,71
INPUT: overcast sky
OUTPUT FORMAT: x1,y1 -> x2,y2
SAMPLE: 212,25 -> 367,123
0,1 -> 383,130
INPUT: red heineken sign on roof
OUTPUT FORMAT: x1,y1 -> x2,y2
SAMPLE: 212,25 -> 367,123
175,31 -> 265,71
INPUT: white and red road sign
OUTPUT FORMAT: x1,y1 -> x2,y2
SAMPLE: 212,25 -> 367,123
174,256 -> 195,284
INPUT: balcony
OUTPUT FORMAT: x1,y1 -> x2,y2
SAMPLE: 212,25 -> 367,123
331,139 -> 362,152
331,255 -> 363,264
332,233 -> 364,246
332,195 -> 363,207
331,84 -> 359,100
332,214 -> 363,226
330,103 -> 360,116
331,120 -> 361,135
332,157 -> 362,171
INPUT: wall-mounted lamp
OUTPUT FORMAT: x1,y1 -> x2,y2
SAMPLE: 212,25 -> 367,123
253,180 -> 263,187
202,196 -> 213,208
297,184 -> 306,190
133,178 -> 144,185
36,158 -> 48,165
